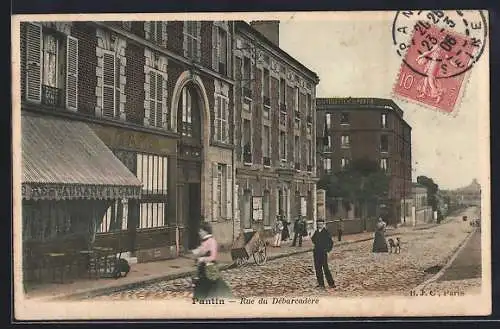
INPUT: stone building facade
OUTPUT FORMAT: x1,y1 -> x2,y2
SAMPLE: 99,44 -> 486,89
316,97 -> 412,226
233,21 -> 320,237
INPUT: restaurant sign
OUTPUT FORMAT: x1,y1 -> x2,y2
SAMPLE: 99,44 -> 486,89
22,183 -> 142,201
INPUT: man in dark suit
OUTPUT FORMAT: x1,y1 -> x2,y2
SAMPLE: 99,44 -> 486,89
311,219 -> 336,289
292,216 -> 305,247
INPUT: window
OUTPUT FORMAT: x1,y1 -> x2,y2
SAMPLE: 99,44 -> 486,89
215,94 -> 229,143
341,134 -> 350,148
180,87 -> 193,137
184,21 -> 201,61
380,158 -> 388,172
341,158 -> 350,170
279,78 -> 286,106
215,164 -> 227,220
25,23 -> 78,110
136,153 -> 168,229
145,21 -> 167,46
242,56 -> 252,99
263,125 -> 271,166
146,69 -> 166,128
381,113 -> 388,128
325,113 -> 332,129
380,135 -> 389,152
280,131 -> 287,161
294,87 -> 299,112
307,140 -> 312,171
306,94 -> 312,117
217,27 -> 228,74
136,153 -> 168,195
340,112 -> 350,125
243,119 -> 252,163
100,200 -> 126,233
294,136 -> 300,165
263,68 -> 270,119
326,135 -> 333,150
323,158 -> 332,172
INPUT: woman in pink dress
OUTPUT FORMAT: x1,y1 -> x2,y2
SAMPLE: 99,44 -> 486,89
191,222 -> 232,299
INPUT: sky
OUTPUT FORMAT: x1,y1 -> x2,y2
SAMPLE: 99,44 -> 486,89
277,12 -> 489,190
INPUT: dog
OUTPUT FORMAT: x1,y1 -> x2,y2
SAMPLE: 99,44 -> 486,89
387,237 -> 401,254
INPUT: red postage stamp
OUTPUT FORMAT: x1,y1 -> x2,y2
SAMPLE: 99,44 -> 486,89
393,23 -> 481,113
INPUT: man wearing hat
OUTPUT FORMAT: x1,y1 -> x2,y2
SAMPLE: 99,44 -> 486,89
311,219 -> 335,289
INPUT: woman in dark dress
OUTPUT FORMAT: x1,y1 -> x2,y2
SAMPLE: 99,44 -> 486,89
191,222 -> 233,299
372,217 -> 389,253
281,216 -> 290,242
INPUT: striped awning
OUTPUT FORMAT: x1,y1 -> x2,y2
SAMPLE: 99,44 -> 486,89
22,114 -> 143,201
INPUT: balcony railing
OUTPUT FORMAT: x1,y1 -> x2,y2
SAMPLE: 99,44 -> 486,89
243,87 -> 252,99
322,145 -> 333,153
42,85 -> 64,107
263,156 -> 271,167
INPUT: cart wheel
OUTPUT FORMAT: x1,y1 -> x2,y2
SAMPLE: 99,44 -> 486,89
253,240 -> 267,265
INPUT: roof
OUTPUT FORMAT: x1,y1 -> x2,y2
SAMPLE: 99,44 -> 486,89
316,97 -> 407,118
235,21 -> 320,84
22,114 -> 142,200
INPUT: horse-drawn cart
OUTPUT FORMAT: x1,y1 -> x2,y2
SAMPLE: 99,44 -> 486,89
230,230 -> 267,266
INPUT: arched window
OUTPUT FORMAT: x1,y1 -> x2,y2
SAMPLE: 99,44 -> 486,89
180,87 -> 193,137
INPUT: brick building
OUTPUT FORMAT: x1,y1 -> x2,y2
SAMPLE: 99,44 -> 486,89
20,20 -> 237,266
316,97 -> 412,225
233,21 -> 320,236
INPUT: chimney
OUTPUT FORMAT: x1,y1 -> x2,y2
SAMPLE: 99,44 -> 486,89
250,20 -> 280,47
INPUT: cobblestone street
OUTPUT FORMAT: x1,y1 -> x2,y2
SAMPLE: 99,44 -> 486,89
90,208 -> 479,301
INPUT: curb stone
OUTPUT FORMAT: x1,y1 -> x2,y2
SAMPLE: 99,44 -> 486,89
412,228 -> 477,293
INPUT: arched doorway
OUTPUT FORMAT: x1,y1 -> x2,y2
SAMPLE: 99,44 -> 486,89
176,82 -> 203,250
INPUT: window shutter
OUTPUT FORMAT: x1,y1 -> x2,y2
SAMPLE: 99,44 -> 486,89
216,27 -> 221,67
212,24 -> 217,70
182,22 -> 188,58
212,163 -> 219,221
66,35 -> 78,110
227,30 -> 232,78
161,75 -> 168,128
149,71 -> 157,126
102,52 -> 116,118
25,23 -> 42,103
144,21 -> 151,40
226,165 -> 232,220
161,22 -> 168,47
156,73 -> 163,128
196,21 -> 201,62
224,98 -> 229,143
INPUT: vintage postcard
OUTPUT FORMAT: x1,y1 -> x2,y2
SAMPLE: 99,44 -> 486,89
12,10 -> 490,320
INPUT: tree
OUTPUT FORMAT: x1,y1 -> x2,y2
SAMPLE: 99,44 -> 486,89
416,175 -> 439,212
318,158 -> 390,217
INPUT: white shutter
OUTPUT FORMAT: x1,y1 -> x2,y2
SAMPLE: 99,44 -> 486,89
226,165 -> 232,220
144,21 -> 151,40
66,35 -> 78,110
102,51 -> 116,117
212,163 -> 219,221
196,21 -> 201,62
216,27 -> 221,70
161,75 -> 168,128
224,98 -> 229,143
25,23 -> 42,103
212,24 -> 217,70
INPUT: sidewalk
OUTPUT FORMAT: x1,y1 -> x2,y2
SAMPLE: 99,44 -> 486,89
24,220 -> 447,301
